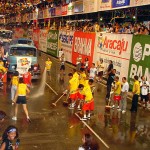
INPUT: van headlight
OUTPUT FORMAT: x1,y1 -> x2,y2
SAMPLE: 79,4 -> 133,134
12,66 -> 15,69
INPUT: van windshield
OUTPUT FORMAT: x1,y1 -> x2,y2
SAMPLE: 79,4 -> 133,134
10,47 -> 36,56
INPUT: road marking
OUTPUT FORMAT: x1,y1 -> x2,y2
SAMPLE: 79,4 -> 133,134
75,113 -> 110,149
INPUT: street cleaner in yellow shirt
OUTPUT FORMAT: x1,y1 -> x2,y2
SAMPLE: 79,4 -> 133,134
78,81 -> 94,121
111,76 -> 121,110
65,73 -> 79,109
130,75 -> 140,112
45,57 -> 52,81
0,65 -> 7,88
77,79 -> 94,111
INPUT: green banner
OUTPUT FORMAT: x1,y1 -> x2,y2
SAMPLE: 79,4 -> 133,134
128,35 -> 150,89
47,30 -> 59,57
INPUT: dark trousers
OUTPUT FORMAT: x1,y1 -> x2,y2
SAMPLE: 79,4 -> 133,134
131,94 -> 139,112
106,84 -> 112,99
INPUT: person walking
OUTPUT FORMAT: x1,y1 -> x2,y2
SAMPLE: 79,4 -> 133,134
12,78 -> 31,122
120,77 -> 129,114
10,71 -> 19,105
130,75 -> 140,112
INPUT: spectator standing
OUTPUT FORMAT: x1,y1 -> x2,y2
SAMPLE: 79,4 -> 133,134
97,59 -> 104,82
105,69 -> 116,100
130,76 -> 140,112
120,77 -> 129,114
106,60 -> 113,76
89,63 -> 97,80
23,68 -> 32,88
140,76 -> 149,108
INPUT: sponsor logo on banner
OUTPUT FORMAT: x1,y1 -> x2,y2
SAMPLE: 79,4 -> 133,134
112,0 -> 130,8
16,57 -> 31,75
56,7 -> 61,16
99,0 -> 112,11
83,0 -> 97,13
72,31 -> 96,67
39,30 -> 48,52
59,30 -> 74,63
128,35 -> 150,88
68,2 -> 74,15
47,30 -> 59,57
94,33 -> 132,79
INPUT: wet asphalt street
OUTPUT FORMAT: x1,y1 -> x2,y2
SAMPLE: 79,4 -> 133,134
0,52 -> 150,150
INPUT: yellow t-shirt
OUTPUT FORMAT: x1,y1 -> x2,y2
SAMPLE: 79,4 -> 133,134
82,85 -> 93,102
79,73 -> 86,85
0,66 -> 6,73
12,76 -> 19,86
69,77 -> 79,94
18,83 -> 27,96
45,61 -> 52,70
73,72 -> 79,79
133,80 -> 140,95
114,81 -> 121,95
0,61 -> 4,67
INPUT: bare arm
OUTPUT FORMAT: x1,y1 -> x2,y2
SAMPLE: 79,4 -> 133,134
0,142 -> 6,150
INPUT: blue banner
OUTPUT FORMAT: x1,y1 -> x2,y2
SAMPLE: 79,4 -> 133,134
112,0 -> 130,8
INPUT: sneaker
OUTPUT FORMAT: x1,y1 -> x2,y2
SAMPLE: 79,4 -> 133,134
117,106 -> 120,109
68,105 -> 74,109
77,107 -> 81,111
12,116 -> 17,121
80,117 -> 87,121
12,102 -> 14,106
111,105 -> 115,109
122,110 -> 126,114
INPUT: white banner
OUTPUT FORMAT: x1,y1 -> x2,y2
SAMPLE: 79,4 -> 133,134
58,30 -> 74,63
94,32 -> 133,79
130,0 -> 150,7
83,0 -> 98,13
99,0 -> 112,11
39,29 -> 48,52
16,57 -> 31,75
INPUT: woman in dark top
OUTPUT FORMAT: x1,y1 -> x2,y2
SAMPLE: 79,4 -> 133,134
0,125 -> 19,150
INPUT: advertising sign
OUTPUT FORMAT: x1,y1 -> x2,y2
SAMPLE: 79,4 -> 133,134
130,0 -> 150,7
50,7 -> 56,16
59,30 -> 74,63
112,0 -> 130,8
32,29 -> 40,49
56,7 -> 62,16
83,0 -> 98,13
47,30 -> 59,57
94,33 -> 133,79
99,0 -> 112,11
43,8 -> 50,18
128,35 -> 150,88
67,2 -> 75,15
16,57 -> 31,75
72,31 -> 96,67
39,29 -> 48,52
62,4 -> 68,15
38,10 -> 43,19
74,0 -> 83,13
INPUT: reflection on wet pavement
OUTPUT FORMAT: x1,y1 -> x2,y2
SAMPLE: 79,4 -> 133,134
0,52 -> 150,150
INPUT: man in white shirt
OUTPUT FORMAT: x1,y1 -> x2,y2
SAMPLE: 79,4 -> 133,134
97,59 -> 104,82
140,76 -> 149,108
89,63 -> 97,80
120,77 -> 129,114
